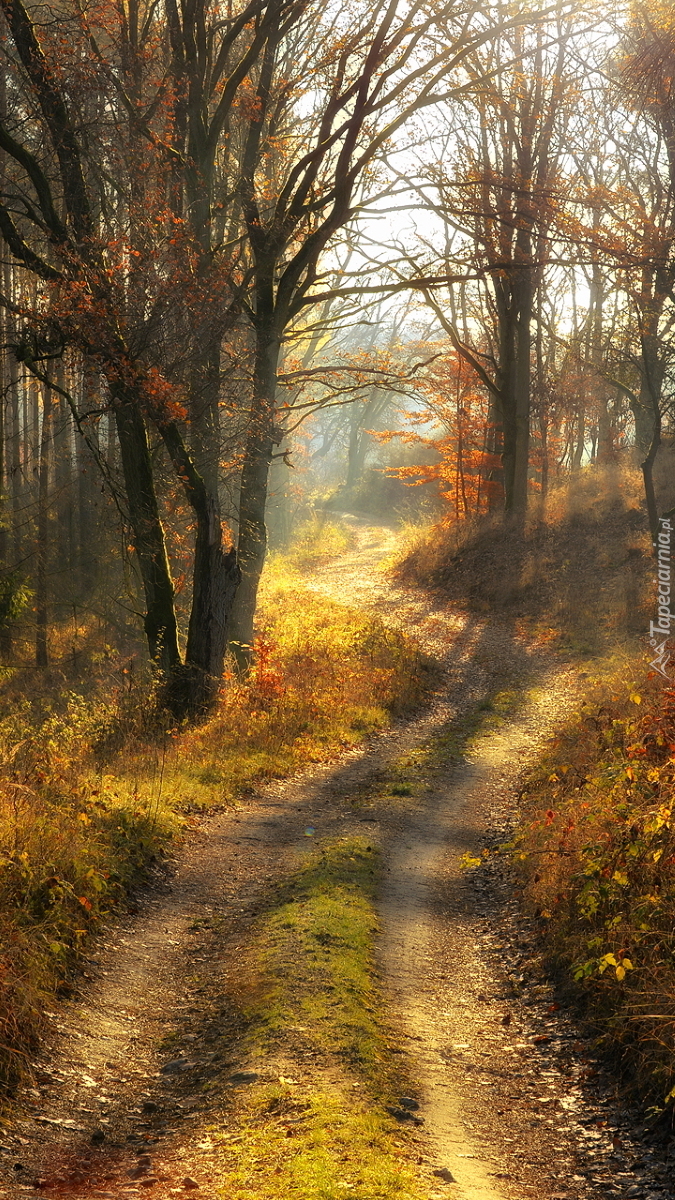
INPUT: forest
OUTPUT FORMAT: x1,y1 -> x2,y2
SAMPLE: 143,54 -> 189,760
1,0 -> 675,1197
1,0 -> 674,695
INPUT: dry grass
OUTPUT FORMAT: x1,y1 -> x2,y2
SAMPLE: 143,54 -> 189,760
513,660 -> 675,1123
0,569 -> 434,1100
276,515 -> 358,572
392,461 -> 651,652
0,690 -> 179,1092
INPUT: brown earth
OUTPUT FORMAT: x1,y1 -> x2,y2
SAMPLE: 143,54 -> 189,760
0,518 -> 670,1200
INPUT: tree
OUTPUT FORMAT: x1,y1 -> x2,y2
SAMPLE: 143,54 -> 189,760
611,2 -> 675,537
405,1 -> 582,519
0,0 -> 290,712
225,0 -> 551,651
380,342 -> 500,520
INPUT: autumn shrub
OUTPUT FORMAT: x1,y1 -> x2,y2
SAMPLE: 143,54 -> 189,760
0,691 -> 178,1093
514,663 -> 675,1120
166,587 -> 435,804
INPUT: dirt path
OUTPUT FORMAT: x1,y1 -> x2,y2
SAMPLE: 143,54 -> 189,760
0,519 -> 671,1200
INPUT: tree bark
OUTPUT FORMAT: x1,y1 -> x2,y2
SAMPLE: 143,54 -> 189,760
77,366 -> 99,596
178,507 -> 239,714
35,379 -> 51,667
228,319 -> 278,659
512,270 -> 533,517
111,386 -> 181,676
159,429 -> 241,716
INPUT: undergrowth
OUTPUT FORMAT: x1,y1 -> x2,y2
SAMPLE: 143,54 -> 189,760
274,515 -> 357,572
513,659 -> 675,1124
0,694 -> 178,1093
0,569 -> 433,1099
392,462 -> 650,650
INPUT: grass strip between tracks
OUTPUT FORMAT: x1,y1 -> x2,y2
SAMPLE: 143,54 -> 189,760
210,837 -> 429,1200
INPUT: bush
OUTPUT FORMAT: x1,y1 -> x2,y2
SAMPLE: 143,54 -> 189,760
515,665 -> 675,1122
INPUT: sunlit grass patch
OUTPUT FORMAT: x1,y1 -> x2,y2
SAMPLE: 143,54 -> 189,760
211,837 -> 426,1200
165,590 -> 435,809
250,840 -> 384,1072
272,515 -> 358,574
214,1085 -> 425,1200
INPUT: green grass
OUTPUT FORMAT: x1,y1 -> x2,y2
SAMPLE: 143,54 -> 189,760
209,838 -> 428,1200
251,840 -> 385,1070
212,1087 -> 424,1200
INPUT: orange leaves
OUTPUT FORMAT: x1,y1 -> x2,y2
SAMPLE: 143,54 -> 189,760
141,366 -> 187,422
380,339 -> 497,519
234,77 -> 264,121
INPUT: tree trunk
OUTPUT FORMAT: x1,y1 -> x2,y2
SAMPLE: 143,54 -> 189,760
146,410 -> 241,717
538,406 -> 549,510
512,272 -> 532,517
77,366 -> 99,596
571,404 -> 585,470
172,503 -> 239,715
642,420 -> 661,545
228,321 -> 278,659
498,295 -> 519,514
485,390 -> 504,509
0,302 -> 9,658
54,359 -> 74,575
639,321 -> 665,544
8,309 -> 22,566
346,403 -> 362,489
35,380 -> 51,667
111,385 -> 181,675
188,331 -> 222,501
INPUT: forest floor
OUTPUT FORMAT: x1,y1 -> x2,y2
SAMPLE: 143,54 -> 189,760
0,518 -> 671,1200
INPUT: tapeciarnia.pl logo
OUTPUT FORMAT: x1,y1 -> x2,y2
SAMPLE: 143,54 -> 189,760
649,516 -> 673,680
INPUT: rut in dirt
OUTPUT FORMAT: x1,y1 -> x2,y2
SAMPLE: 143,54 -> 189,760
0,518 -> 668,1200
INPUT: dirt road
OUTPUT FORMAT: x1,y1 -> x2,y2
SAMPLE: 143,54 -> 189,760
0,520 -> 670,1200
